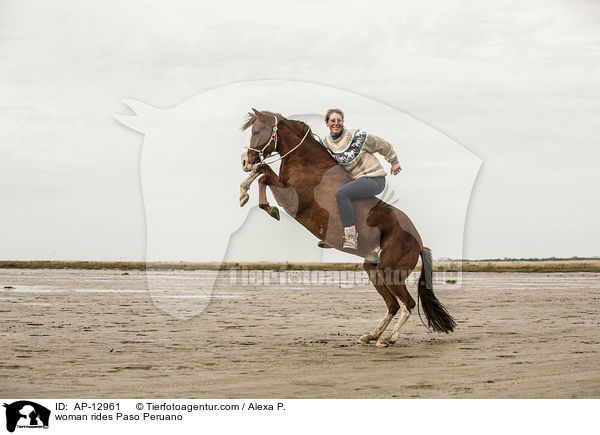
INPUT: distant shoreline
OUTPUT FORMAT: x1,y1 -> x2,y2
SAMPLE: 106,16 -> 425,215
0,260 -> 598,273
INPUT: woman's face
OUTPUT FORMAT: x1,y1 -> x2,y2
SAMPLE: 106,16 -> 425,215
326,112 -> 344,136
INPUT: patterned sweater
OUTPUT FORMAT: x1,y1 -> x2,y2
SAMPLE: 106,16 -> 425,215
322,129 -> 400,179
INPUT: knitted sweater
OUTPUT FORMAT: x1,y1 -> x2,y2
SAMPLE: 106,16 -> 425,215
322,130 -> 400,179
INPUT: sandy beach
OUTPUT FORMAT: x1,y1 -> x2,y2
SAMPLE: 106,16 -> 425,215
1,268 -> 599,398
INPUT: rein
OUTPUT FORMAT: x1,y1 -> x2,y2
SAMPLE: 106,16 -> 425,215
245,114 -> 313,166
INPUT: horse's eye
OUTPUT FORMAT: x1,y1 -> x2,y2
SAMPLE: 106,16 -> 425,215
252,131 -> 258,136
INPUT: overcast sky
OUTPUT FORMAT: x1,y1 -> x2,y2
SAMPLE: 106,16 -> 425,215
1,0 -> 598,261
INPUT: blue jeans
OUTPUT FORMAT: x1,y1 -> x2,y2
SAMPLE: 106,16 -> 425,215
335,176 -> 386,227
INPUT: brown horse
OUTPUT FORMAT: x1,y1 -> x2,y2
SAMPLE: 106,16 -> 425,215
240,109 -> 455,346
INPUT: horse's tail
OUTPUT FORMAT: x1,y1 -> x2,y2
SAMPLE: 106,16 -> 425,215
417,247 -> 456,333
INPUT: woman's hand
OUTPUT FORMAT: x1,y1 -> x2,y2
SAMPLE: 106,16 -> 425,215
391,163 -> 402,175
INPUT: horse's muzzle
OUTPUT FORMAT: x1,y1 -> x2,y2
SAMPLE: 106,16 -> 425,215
240,149 -> 256,172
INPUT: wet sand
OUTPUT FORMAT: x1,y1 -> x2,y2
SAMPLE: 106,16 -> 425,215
1,269 -> 599,398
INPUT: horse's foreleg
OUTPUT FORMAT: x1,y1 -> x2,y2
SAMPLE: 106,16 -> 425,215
258,174 -> 284,220
239,163 -> 283,209
240,171 -> 260,207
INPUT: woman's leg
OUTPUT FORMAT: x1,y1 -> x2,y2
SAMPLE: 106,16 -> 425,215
335,176 -> 386,227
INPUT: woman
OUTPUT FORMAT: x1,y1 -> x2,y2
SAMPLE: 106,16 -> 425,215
321,108 -> 401,250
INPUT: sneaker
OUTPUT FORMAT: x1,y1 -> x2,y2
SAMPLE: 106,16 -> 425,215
343,225 -> 358,250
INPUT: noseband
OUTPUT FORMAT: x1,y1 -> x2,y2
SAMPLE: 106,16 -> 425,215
245,114 -> 312,165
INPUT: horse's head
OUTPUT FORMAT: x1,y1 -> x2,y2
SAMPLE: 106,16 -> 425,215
240,108 -> 281,172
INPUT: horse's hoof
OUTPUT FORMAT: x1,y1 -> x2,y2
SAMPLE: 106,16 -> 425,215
358,335 -> 372,344
239,194 -> 249,207
270,207 -> 280,220
376,339 -> 389,347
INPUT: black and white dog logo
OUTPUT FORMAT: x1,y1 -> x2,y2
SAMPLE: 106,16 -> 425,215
3,401 -> 50,433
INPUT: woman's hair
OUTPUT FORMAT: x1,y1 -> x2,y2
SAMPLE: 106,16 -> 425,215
325,108 -> 344,123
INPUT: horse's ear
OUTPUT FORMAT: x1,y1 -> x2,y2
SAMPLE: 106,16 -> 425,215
252,108 -> 261,116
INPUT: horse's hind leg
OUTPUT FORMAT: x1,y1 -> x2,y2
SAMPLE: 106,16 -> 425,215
376,283 -> 413,347
359,260 -> 399,344
373,244 -> 418,347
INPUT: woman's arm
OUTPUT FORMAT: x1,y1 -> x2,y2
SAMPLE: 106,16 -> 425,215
365,135 -> 402,175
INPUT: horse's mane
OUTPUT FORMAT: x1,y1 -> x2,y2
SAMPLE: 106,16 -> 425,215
285,118 -> 311,134
240,111 -> 284,131
241,110 -> 327,155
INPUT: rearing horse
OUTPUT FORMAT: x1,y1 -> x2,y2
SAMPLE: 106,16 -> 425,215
240,109 -> 455,346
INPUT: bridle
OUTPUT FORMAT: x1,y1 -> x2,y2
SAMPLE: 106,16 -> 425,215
245,114 -> 312,165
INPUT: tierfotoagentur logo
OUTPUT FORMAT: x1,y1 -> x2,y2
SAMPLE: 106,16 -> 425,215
114,80 -> 480,321
3,401 -> 50,433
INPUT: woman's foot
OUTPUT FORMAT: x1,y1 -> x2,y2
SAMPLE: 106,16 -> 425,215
343,225 -> 358,250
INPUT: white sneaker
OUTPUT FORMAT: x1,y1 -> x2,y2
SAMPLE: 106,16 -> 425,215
343,225 -> 358,250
